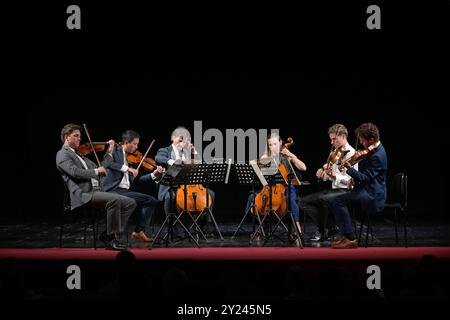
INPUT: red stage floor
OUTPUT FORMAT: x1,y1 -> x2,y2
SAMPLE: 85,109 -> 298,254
1,247 -> 450,261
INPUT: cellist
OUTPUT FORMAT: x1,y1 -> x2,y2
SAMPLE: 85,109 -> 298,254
155,126 -> 215,234
245,132 -> 307,234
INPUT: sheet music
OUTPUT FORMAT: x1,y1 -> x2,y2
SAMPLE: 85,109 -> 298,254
259,157 -> 278,176
249,160 -> 268,186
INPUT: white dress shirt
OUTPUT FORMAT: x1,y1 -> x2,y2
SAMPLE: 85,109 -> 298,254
70,147 -> 99,187
323,142 -> 358,189
118,148 -> 131,189
167,144 -> 186,166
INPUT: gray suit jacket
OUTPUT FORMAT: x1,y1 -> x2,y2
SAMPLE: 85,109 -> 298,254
56,145 -> 100,210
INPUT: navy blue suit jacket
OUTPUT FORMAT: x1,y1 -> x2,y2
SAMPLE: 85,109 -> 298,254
102,147 -> 155,192
347,143 -> 387,213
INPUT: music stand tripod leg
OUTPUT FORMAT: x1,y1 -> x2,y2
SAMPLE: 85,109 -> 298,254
250,210 -> 270,243
185,211 -> 208,241
231,205 -> 253,239
173,212 -> 201,247
288,210 -> 304,248
204,207 -> 224,241
149,213 -> 171,249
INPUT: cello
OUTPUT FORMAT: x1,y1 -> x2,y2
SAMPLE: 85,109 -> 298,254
175,140 -> 212,214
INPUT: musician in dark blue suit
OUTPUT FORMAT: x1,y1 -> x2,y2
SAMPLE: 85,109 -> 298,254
103,130 -> 164,242
329,123 -> 387,249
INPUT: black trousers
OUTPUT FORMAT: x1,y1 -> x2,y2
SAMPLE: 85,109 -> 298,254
89,190 -> 136,235
298,188 -> 347,233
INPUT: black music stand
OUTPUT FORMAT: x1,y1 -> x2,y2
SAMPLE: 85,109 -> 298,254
262,170 -> 304,249
231,161 -> 267,240
187,160 -> 230,241
150,163 -> 203,248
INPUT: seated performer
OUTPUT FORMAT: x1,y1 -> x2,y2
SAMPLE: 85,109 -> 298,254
102,130 -> 165,242
329,123 -> 387,249
155,126 -> 215,233
246,132 -> 307,235
56,123 -> 136,251
299,124 -> 357,242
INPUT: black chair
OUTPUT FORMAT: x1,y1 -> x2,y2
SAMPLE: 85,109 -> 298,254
358,172 -> 408,247
384,172 -> 408,247
59,182 -> 102,249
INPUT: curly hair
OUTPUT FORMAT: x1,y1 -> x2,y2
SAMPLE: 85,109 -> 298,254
355,123 -> 380,142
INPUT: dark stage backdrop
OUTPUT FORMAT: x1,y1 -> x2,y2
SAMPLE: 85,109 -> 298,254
5,1 -> 448,224
6,71 -> 445,223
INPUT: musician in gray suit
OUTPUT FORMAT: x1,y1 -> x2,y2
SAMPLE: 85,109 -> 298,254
155,127 -> 215,232
56,123 -> 136,250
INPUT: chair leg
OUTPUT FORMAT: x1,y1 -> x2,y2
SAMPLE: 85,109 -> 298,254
403,208 -> 408,248
351,209 -> 357,236
59,221 -> 64,248
302,210 -> 307,235
365,212 -> 370,248
358,211 -> 366,246
394,208 -> 399,245
92,213 -> 97,250
83,222 -> 87,247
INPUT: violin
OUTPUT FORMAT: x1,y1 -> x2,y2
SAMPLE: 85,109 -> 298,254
77,142 -> 108,156
325,146 -> 348,176
127,150 -> 158,171
339,142 -> 378,171
176,141 -> 212,214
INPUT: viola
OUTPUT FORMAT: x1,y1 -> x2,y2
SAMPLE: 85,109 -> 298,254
77,142 -> 107,156
339,142 -> 378,171
325,146 -> 348,176
127,150 -> 158,171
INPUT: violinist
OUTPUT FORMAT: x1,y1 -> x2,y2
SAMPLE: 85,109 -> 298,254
329,123 -> 387,249
299,124 -> 357,242
155,126 -> 215,234
56,124 -> 137,251
245,132 -> 307,234
102,130 -> 164,242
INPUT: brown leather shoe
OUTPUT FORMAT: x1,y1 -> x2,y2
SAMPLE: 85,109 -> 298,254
331,236 -> 346,247
332,237 -> 358,249
131,231 -> 153,242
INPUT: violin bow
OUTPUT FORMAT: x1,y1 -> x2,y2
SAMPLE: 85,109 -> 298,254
82,123 -> 102,167
137,139 -> 155,171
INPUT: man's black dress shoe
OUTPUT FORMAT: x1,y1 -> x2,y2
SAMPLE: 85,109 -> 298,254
105,239 -> 128,251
